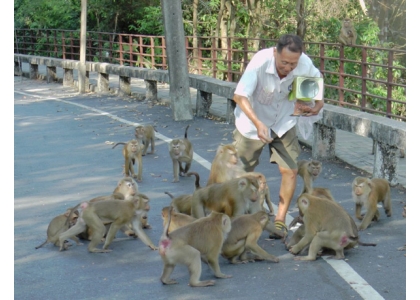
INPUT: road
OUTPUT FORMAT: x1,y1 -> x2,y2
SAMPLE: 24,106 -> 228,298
14,78 -> 407,300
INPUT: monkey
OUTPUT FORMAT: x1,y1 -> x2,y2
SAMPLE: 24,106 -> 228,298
164,172 -> 202,215
58,196 -> 157,252
77,177 -> 140,240
297,160 -> 322,196
161,206 -> 197,234
112,140 -> 144,181
169,125 -> 193,183
289,193 -> 376,261
241,172 -> 274,216
35,208 -> 82,249
221,211 -> 280,264
158,206 -> 232,287
135,125 -> 157,156
338,18 -> 357,46
352,176 -> 392,231
191,176 -> 260,219
206,144 -> 247,186
398,205 -> 406,251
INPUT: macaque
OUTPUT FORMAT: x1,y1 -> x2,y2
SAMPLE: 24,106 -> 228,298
297,160 -> 322,196
135,125 -> 157,156
35,208 -> 82,249
78,177 -> 139,240
161,206 -> 197,234
352,177 -> 392,231
112,140 -> 144,181
158,207 -> 232,287
207,144 -> 246,186
169,125 -> 193,183
338,18 -> 357,46
221,211 -> 279,264
59,197 -> 157,252
289,193 -> 375,261
241,172 -> 274,216
191,176 -> 259,219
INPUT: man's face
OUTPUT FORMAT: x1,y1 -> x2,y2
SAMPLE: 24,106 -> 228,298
273,47 -> 301,78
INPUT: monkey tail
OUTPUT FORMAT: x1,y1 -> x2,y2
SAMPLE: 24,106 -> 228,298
184,124 -> 190,139
35,240 -> 48,249
112,142 -> 127,149
153,126 -> 158,132
163,206 -> 173,238
358,241 -> 377,247
186,172 -> 201,189
164,191 -> 174,199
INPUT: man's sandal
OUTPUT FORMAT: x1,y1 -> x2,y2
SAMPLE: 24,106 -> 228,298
268,221 -> 288,239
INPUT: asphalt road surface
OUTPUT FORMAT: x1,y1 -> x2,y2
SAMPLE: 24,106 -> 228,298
14,78 -> 407,300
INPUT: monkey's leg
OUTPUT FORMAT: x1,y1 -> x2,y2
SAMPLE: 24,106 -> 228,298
124,157 -> 132,177
69,235 -> 83,246
150,138 -> 155,154
355,203 -> 363,220
358,206 -> 378,231
265,194 -> 275,216
178,161 -> 186,176
289,233 -> 314,255
58,221 -> 87,251
131,217 -> 158,250
294,232 -> 326,261
183,162 -> 191,175
206,255 -> 232,279
161,263 -> 177,285
246,233 -> 279,263
102,223 -> 122,250
88,222 -> 109,253
172,160 -> 180,182
373,209 -> 380,221
384,195 -> 392,217
142,140 -> 149,155
184,246 -> 216,287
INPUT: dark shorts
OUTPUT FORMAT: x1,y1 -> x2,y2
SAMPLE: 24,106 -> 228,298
232,127 -> 301,171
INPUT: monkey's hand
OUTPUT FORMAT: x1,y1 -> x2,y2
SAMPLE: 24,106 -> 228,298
149,244 -> 158,250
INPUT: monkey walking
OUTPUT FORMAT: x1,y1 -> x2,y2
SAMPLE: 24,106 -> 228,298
158,206 -> 232,287
112,140 -> 144,181
169,125 -> 193,183
134,125 -> 157,156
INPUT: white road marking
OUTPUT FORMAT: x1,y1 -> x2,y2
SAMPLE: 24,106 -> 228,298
14,89 -> 384,300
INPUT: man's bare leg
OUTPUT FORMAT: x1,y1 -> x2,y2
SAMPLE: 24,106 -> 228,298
275,166 -> 298,225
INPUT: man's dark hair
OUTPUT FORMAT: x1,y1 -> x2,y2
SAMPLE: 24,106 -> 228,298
276,34 -> 303,54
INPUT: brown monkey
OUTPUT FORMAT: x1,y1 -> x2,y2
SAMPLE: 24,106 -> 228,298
241,172 -> 274,216
161,206 -> 197,234
78,177 -> 140,240
297,160 -> 322,196
338,18 -> 357,45
135,125 -> 157,156
158,207 -> 232,287
169,125 -> 193,183
289,193 -> 375,261
221,211 -> 279,264
164,172 -> 202,215
112,140 -> 144,181
35,208 -> 82,249
352,177 -> 392,231
59,197 -> 157,252
191,176 -> 259,219
207,144 -> 246,186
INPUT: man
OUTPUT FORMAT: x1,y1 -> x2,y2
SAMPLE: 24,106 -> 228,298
232,34 -> 323,238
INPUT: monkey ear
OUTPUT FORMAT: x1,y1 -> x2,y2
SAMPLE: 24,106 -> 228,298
64,211 -> 71,217
238,178 -> 247,187
216,144 -> 225,154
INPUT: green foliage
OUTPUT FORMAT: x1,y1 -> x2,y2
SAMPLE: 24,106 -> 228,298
128,6 -> 164,35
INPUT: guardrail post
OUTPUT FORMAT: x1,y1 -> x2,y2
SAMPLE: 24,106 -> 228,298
29,63 -> 38,79
312,123 -> 336,159
118,76 -> 131,96
226,99 -> 236,124
196,90 -> 212,117
98,73 -> 109,93
63,68 -> 74,87
373,141 -> 400,186
145,80 -> 158,105
14,61 -> 21,75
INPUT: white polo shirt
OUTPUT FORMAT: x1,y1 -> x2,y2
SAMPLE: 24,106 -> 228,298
234,47 -> 321,140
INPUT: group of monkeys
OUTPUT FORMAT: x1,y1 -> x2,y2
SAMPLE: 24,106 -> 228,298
35,123 -> 398,287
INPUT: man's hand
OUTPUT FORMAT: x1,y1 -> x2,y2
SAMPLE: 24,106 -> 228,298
256,121 -> 273,143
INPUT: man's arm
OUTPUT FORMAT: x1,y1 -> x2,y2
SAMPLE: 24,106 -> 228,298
233,94 -> 273,143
